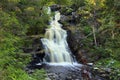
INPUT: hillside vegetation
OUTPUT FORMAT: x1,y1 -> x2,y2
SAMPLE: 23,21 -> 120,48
0,0 -> 120,80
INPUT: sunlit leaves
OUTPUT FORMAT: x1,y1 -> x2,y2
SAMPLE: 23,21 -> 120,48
85,0 -> 105,6
8,0 -> 20,3
0,11 -> 27,35
85,0 -> 96,5
25,7 -> 35,11
37,0 -> 73,6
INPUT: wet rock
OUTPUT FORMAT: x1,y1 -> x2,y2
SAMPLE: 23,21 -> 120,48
91,66 -> 113,80
104,68 -> 111,73
45,78 -> 51,80
60,15 -> 71,22
43,63 -> 84,80
94,67 -> 99,70
50,4 -> 61,11
87,63 -> 93,66
94,75 -> 105,80
22,47 -> 33,53
26,69 -> 34,74
66,76 -> 72,80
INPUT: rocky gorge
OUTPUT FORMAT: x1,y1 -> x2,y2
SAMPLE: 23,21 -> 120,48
24,5 -> 115,80
0,0 -> 119,80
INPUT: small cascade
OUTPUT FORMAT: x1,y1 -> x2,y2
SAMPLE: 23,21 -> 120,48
41,8 -> 75,63
36,7 -> 93,80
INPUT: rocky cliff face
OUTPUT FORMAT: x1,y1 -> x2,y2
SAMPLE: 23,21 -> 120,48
58,5 -> 89,63
24,5 -> 114,80
23,4 -> 90,64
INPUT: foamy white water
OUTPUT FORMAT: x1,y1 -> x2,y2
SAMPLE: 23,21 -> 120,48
41,8 -> 74,63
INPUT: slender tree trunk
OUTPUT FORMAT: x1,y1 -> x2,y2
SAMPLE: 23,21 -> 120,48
92,26 -> 97,46
111,30 -> 115,39
93,10 -> 97,46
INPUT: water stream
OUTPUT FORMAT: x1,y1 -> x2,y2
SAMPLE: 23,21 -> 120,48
41,8 -> 75,63
39,8 -> 93,80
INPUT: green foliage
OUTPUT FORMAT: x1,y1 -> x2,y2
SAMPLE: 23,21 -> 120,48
66,0 -> 120,79
95,58 -> 120,80
0,0 -> 49,79
54,0 -> 73,6
0,0 -> 120,80
96,58 -> 120,68
0,10 -> 31,80
0,65 -> 46,80
0,66 -> 31,80
30,69 -> 47,80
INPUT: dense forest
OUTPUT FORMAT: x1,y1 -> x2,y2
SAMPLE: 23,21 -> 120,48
0,0 -> 120,80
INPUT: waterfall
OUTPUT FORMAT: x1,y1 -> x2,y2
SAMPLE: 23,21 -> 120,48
41,8 -> 74,63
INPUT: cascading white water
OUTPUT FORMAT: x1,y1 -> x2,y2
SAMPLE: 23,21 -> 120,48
41,8 -> 74,63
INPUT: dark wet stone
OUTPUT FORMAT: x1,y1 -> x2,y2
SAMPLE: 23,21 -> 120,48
43,64 -> 83,80
50,4 -> 61,11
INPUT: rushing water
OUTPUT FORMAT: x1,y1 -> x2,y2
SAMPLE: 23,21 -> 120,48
38,8 -> 93,80
41,9 -> 74,63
